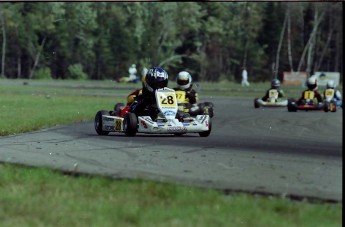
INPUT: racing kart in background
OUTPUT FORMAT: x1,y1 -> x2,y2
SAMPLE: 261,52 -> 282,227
254,89 -> 287,108
287,98 -> 324,112
175,90 -> 214,118
287,89 -> 338,112
323,88 -> 341,112
94,87 -> 212,137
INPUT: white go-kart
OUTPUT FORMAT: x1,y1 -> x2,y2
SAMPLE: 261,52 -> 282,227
254,89 -> 288,108
94,87 -> 212,137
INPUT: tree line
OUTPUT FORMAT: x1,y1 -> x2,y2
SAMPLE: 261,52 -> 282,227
0,2 -> 343,83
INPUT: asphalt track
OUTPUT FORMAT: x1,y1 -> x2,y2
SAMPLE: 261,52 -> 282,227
0,96 -> 342,202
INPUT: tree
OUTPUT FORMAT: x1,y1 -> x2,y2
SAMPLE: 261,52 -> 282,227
274,7 -> 288,79
0,2 -> 342,81
0,4 -> 6,78
296,3 -> 324,76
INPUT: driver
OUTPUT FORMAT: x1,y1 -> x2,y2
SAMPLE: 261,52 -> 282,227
126,73 -> 146,106
297,76 -> 323,105
130,67 -> 169,118
173,71 -> 199,115
324,80 -> 342,107
116,69 -> 149,117
261,78 -> 285,101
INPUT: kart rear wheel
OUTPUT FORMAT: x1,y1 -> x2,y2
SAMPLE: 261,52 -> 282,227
199,103 -> 214,118
287,99 -> 297,112
254,98 -> 260,108
124,113 -> 137,136
330,102 -> 337,112
323,102 -> 330,112
205,107 -> 214,118
204,102 -> 214,108
204,102 -> 214,118
199,118 -> 212,137
174,133 -> 184,136
95,110 -> 110,135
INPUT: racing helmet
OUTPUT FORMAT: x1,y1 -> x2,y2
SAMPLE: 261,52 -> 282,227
271,79 -> 280,89
326,80 -> 335,89
144,67 -> 168,93
306,76 -> 318,90
176,71 -> 192,89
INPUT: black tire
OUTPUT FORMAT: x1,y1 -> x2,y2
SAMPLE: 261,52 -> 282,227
254,98 -> 260,108
198,103 -> 206,111
198,103 -> 214,118
174,133 -> 184,136
323,102 -> 330,112
330,101 -> 337,112
204,102 -> 214,108
287,99 -> 297,112
94,110 -> 110,135
124,113 -> 138,136
199,117 -> 212,137
206,107 -> 214,118
176,111 -> 185,121
114,103 -> 125,115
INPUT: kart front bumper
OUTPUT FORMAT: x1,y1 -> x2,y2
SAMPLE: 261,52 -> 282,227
101,115 -> 210,134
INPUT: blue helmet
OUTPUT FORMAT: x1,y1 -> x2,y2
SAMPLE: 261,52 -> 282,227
144,67 -> 168,93
271,79 -> 280,89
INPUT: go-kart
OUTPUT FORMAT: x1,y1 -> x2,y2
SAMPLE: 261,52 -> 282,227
323,88 -> 341,112
287,98 -> 324,112
175,90 -> 214,118
94,87 -> 212,137
254,89 -> 287,108
288,89 -> 339,112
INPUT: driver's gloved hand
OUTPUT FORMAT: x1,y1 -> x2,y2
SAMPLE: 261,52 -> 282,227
130,101 -> 138,112
190,103 -> 199,112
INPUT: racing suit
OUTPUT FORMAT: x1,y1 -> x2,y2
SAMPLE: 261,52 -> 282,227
173,86 -> 199,115
130,87 -> 159,119
297,89 -> 323,105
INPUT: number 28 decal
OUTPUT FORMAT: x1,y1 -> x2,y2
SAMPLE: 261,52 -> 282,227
158,92 -> 176,107
161,95 -> 175,104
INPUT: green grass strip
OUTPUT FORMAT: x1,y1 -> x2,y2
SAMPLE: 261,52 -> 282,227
0,164 -> 341,227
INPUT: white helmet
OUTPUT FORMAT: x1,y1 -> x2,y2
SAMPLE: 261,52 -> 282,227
326,80 -> 335,89
176,71 -> 192,89
306,76 -> 318,90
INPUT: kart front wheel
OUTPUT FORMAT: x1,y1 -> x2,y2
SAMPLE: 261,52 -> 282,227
95,110 -> 110,135
199,118 -> 212,137
124,113 -> 138,136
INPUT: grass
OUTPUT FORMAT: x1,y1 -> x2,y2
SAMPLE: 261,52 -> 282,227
0,92 -> 119,136
0,164 -> 341,227
0,78 -> 342,226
